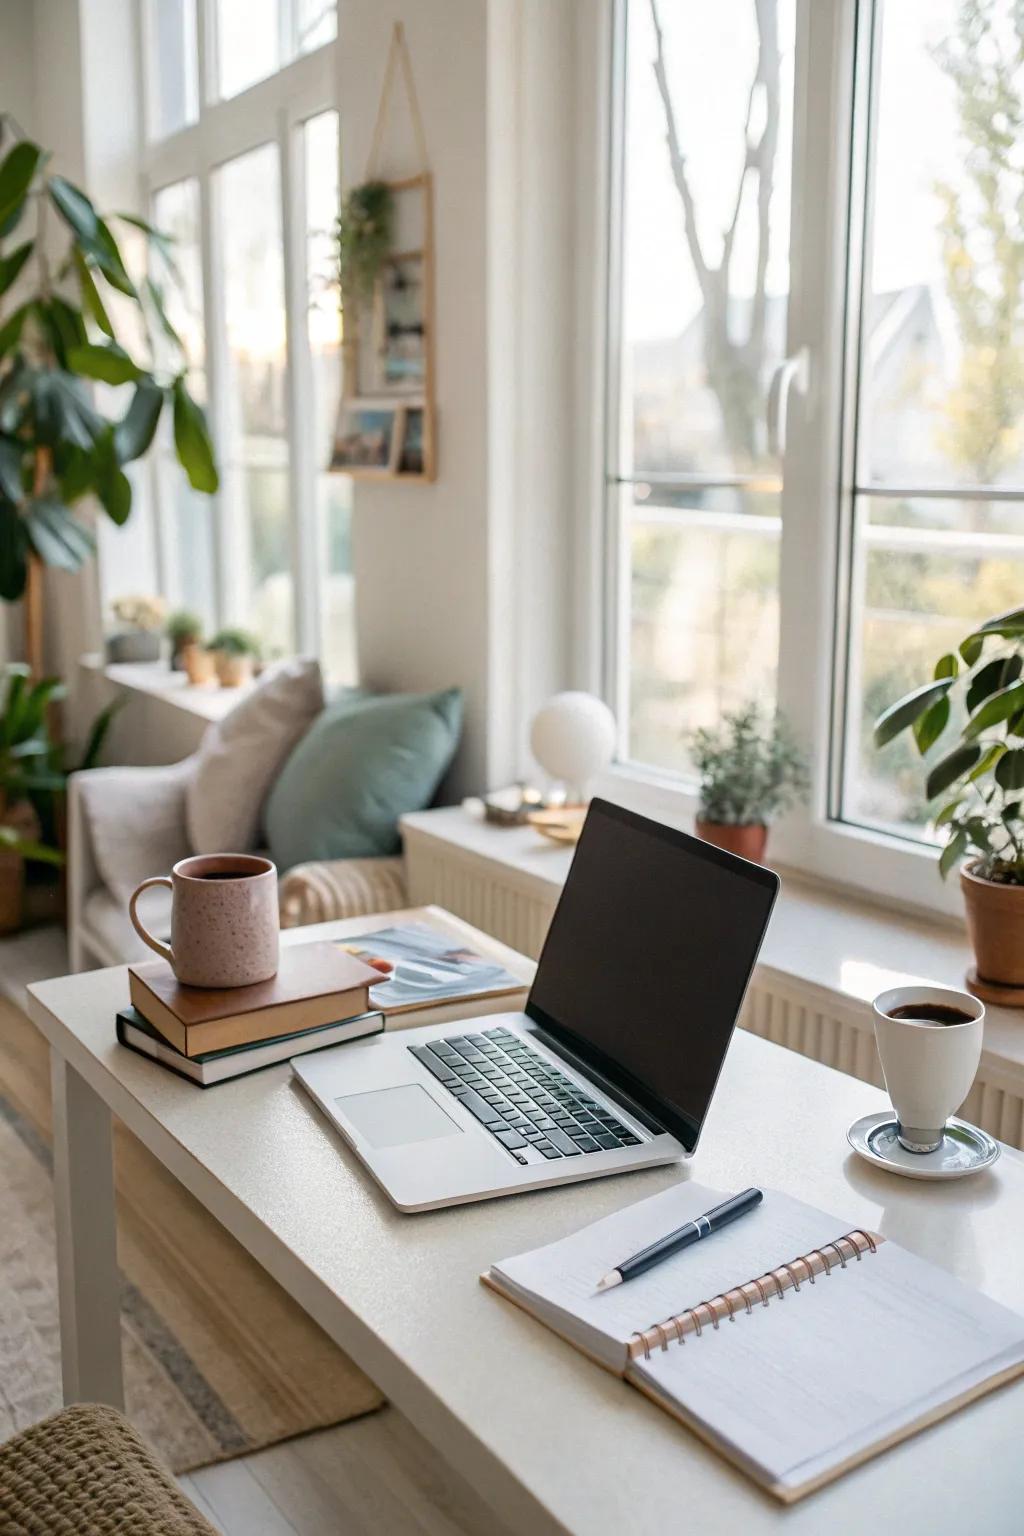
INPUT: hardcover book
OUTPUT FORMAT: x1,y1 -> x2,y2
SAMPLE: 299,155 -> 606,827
128,941 -> 383,1057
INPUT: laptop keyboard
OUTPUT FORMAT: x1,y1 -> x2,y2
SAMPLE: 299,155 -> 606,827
408,1027 -> 642,1165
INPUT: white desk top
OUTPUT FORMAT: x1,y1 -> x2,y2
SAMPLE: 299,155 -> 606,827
28,912 -> 1024,1533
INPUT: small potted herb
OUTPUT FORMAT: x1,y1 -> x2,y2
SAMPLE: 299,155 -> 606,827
166,609 -> 204,674
875,604 -> 1024,998
107,594 -> 166,665
207,628 -> 260,688
689,704 -> 809,864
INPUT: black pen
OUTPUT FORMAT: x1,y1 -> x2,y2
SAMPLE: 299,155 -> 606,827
596,1187 -> 764,1290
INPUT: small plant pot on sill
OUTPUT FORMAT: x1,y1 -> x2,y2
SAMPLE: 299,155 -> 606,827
695,819 -> 768,864
961,862 -> 1024,1000
181,643 -> 216,686
213,652 -> 254,688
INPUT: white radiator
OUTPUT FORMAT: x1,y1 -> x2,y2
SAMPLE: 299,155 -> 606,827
404,825 -> 1024,1151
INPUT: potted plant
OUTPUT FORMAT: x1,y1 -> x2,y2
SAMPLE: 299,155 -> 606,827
0,120 -> 218,675
166,608 -> 203,673
107,594 -> 166,664
207,628 -> 260,688
875,604 -> 1024,999
689,704 -> 809,863
0,667 -> 66,931
336,180 -> 394,309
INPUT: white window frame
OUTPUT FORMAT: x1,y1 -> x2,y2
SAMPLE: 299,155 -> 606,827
138,0 -> 341,658
593,0 -> 975,921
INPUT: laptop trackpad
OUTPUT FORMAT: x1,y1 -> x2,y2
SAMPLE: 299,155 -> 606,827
336,1084 -> 463,1149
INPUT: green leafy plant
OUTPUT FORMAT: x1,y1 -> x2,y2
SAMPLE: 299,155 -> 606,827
874,605 -> 1024,883
166,608 -> 202,646
335,180 -> 393,309
0,663 -> 122,864
690,704 -> 809,826
208,627 -> 260,658
0,118 -> 218,607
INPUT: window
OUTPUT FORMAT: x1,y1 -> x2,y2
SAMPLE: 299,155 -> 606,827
128,0 -> 352,673
835,0 -> 1024,842
216,143 -> 292,655
604,0 -> 1024,908
213,0 -> 337,101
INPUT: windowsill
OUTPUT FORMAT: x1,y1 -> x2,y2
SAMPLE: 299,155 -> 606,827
402,803 -> 1024,1090
79,654 -> 251,722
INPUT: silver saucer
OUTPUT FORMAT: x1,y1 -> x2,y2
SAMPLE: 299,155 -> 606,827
847,1112 -> 1000,1180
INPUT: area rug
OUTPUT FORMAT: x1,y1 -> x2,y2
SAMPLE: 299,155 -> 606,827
0,995 -> 383,1473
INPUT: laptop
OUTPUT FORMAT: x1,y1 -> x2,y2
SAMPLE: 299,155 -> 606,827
293,799 -> 780,1211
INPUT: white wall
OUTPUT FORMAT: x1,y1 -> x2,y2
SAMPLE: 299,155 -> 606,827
339,0 -> 492,798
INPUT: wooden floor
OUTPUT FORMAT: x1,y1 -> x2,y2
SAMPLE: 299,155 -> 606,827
178,1408 -> 509,1536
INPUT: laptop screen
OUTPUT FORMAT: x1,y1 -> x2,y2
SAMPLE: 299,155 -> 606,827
525,799 -> 779,1153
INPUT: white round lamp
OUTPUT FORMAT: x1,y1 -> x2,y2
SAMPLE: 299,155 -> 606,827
529,691 -> 617,803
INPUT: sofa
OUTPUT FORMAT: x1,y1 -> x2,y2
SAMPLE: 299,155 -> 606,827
68,660 -> 462,971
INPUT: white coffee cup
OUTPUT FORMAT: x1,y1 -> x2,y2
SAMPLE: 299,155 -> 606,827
872,985 -> 984,1153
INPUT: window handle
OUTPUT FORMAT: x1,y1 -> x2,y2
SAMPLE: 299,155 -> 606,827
767,347 -> 810,457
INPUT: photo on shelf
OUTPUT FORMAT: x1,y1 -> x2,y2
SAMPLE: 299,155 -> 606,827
330,401 -> 401,474
374,251 -> 426,391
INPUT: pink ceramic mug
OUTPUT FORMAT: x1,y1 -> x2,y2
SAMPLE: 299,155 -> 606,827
129,853 -> 280,989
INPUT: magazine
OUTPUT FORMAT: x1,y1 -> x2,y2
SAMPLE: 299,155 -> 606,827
336,923 -> 525,1015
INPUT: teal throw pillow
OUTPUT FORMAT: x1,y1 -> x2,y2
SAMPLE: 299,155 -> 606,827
265,687 -> 463,870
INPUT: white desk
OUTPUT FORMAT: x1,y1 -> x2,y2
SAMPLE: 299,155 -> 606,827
28,913 -> 1024,1533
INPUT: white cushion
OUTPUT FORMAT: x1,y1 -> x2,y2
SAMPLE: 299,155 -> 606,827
75,761 -> 192,909
186,658 -> 324,855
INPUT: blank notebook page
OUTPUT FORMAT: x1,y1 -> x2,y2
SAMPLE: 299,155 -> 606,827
492,1183 -> 853,1371
635,1239 -> 1024,1495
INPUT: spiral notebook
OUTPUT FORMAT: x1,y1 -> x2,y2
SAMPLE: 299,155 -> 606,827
483,1182 -> 1024,1502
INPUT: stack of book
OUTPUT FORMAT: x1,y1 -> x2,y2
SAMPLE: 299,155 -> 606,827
118,941 -> 386,1087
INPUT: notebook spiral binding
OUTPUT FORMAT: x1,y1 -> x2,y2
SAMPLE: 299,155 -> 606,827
628,1229 -> 880,1362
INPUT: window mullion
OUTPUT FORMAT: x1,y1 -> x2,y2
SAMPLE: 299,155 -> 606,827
280,107 -> 319,656
773,0 -> 857,865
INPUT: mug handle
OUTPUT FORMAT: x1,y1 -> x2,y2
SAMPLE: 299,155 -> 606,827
129,876 -> 174,965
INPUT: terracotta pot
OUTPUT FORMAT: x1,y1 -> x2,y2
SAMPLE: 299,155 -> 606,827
213,651 -> 254,688
695,819 -> 768,863
961,862 -> 1024,989
170,637 -> 200,672
182,643 -> 216,686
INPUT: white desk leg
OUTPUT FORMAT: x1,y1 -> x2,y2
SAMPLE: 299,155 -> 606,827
50,1052 -> 125,1409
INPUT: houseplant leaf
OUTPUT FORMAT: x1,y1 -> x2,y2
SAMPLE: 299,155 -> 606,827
966,654 -> 1022,715
172,376 -> 218,493
925,742 -> 981,801
73,248 -> 114,338
938,828 -> 968,880
0,300 -> 30,354
874,678 -> 953,748
47,174 -> 101,247
0,141 -> 42,233
933,653 -> 959,680
92,431 -> 132,524
67,341 -> 140,386
0,498 -> 28,599
995,749 -> 1024,792
24,496 -> 95,571
0,437 -> 24,502
959,633 -> 985,667
963,681 -> 1024,739
0,241 -> 32,297
114,379 -> 163,463
913,695 -> 949,754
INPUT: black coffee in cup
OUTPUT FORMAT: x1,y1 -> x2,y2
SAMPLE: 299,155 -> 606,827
886,1002 -> 974,1026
